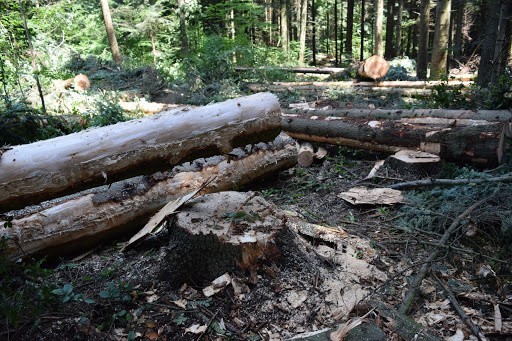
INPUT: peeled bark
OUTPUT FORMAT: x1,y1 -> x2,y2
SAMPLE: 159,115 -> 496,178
0,93 -> 281,212
0,134 -> 298,259
282,111 -> 509,166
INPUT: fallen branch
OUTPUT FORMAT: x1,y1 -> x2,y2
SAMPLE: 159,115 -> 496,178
433,274 -> 487,341
399,194 -> 495,315
388,173 -> 512,190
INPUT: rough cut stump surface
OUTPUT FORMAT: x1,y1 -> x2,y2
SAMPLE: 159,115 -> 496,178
162,191 -> 287,286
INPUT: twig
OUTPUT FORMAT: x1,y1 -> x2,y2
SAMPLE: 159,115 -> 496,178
389,173 -> 512,190
197,308 -> 220,341
433,274 -> 487,341
399,194 -> 494,315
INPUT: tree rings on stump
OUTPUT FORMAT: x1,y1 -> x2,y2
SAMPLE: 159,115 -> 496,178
386,150 -> 441,177
162,191 -> 287,286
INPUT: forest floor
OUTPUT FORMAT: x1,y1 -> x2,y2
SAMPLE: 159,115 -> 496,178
4,67 -> 512,340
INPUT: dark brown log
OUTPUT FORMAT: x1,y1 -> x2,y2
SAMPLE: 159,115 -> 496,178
358,55 -> 390,80
162,191 -> 287,286
0,134 -> 298,259
282,112 -> 508,166
0,93 -> 281,213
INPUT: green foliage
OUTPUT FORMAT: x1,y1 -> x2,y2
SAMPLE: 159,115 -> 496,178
51,283 -> 95,304
0,229 -> 55,329
99,281 -> 132,302
80,93 -> 128,127
431,78 -> 471,109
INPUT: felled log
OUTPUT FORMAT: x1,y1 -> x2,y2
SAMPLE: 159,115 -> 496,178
0,134 -> 298,259
282,108 -> 512,123
0,92 -> 281,212
162,191 -> 287,286
358,55 -> 390,80
247,80 -> 471,95
282,111 -> 509,166
235,66 -> 346,74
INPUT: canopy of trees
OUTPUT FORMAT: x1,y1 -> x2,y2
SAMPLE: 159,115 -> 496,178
0,0 -> 511,108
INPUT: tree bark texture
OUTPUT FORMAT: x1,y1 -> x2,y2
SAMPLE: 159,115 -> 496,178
100,0 -> 122,65
282,111 -> 510,166
373,0 -> 384,56
360,0 -> 366,61
0,93 -> 281,212
417,0 -> 431,80
280,0 -> 290,54
298,0 -> 308,65
430,0 -> 452,79
0,134 -> 298,259
384,0 -> 396,59
345,0 -> 354,58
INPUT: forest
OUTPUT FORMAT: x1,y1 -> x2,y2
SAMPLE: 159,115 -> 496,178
1,0 -> 512,340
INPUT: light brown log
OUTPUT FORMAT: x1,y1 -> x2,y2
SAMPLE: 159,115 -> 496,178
0,92 -> 281,212
0,134 -> 298,259
282,112 -> 507,166
358,55 -> 390,80
297,142 -> 315,167
235,66 -> 346,74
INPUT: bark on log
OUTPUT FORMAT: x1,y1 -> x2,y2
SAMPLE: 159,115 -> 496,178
358,55 -> 390,80
235,66 -> 346,74
252,80 -> 472,88
0,92 -> 281,212
282,111 -> 509,166
0,134 -> 298,259
248,84 -> 433,96
162,191 -> 287,286
282,108 -> 512,123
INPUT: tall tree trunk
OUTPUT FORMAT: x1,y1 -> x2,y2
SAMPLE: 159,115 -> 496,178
453,0 -> 465,62
360,0 -> 366,61
430,0 -> 452,80
298,0 -> 308,65
384,0 -> 396,59
477,0 -> 501,87
178,0 -> 189,56
395,0 -> 404,56
280,0 -> 290,54
373,0 -> 384,56
312,0 -> 317,65
334,0 -> 338,64
492,1 -> 511,85
339,0 -> 344,59
417,0 -> 431,80
100,0 -> 122,65
346,0 -> 354,59
18,0 -> 46,113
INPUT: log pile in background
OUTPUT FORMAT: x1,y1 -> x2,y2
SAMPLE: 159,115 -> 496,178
282,108 -> 512,167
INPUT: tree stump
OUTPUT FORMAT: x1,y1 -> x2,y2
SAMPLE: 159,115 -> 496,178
162,191 -> 287,286
385,150 -> 441,177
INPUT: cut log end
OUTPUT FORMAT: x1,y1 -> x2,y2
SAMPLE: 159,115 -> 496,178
358,55 -> 390,80
162,191 -> 287,286
386,150 -> 441,177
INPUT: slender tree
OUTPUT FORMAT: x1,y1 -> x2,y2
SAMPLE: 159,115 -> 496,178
373,0 -> 384,56
334,0 -> 338,64
298,0 -> 308,65
430,0 -> 452,79
312,0 -> 317,65
395,0 -> 404,56
360,0 -> 365,61
417,0 -> 431,79
453,0 -> 465,61
100,0 -> 122,65
280,0 -> 290,54
384,0 -> 395,59
178,0 -> 189,56
346,0 -> 354,59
